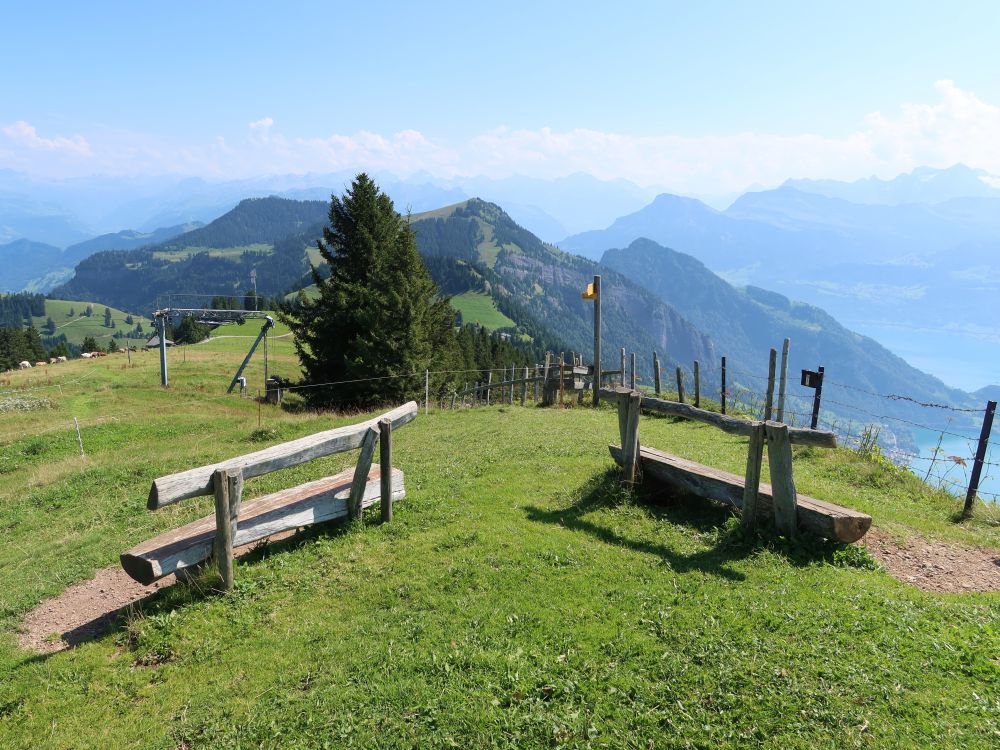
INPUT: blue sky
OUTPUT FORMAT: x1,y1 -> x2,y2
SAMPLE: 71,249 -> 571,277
3,1 -> 1000,192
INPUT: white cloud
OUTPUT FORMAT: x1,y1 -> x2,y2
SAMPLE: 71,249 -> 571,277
4,81 -> 1000,193
1,120 -> 91,155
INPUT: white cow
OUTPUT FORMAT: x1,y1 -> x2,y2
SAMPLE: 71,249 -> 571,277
57,356 -> 68,362
19,361 -> 32,369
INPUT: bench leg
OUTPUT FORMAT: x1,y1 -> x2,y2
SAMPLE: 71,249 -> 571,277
213,467 -> 244,592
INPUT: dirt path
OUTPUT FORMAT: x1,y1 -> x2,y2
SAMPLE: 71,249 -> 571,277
861,528 -> 1000,593
18,567 -> 178,653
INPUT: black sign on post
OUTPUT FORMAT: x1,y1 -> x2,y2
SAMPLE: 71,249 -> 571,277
801,369 -> 820,389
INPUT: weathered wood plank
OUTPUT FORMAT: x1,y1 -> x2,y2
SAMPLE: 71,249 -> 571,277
212,467 -> 242,592
622,390 -> 642,485
766,421 -> 798,537
598,389 -> 837,448
741,422 -> 765,532
348,426 -> 378,520
148,401 -> 417,509
607,444 -> 870,543
123,466 -> 406,585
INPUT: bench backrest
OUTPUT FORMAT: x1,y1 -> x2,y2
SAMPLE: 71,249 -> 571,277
147,401 -> 418,510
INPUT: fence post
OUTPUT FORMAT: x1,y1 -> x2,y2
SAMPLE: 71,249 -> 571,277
720,356 -> 727,415
212,467 -> 243,593
559,352 -> 566,408
379,418 -> 393,523
521,366 -> 528,406
964,400 -> 997,517
693,360 -> 701,408
810,366 -> 825,429
534,365 -> 540,403
765,422 -> 797,537
486,371 -> 493,406
620,347 -> 626,387
776,337 -> 790,423
676,366 -> 685,403
630,352 -> 637,390
424,369 -> 429,416
741,422 -> 765,531
653,352 -> 661,396
73,417 -> 85,458
593,274 -> 602,407
764,348 -> 777,421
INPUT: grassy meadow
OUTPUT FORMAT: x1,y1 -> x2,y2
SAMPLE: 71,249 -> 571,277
450,291 -> 517,331
0,333 -> 998,748
30,299 -> 143,347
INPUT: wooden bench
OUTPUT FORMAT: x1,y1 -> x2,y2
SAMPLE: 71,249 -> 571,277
121,401 -> 417,589
601,387 -> 871,543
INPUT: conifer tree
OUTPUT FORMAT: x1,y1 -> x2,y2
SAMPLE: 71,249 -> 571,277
280,174 -> 458,407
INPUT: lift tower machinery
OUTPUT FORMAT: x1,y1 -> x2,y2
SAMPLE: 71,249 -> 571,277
152,307 -> 274,392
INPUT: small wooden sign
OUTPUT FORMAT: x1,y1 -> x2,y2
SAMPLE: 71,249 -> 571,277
800,369 -> 820,388
581,282 -> 597,300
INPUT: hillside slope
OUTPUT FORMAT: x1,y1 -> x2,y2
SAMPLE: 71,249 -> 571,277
410,199 -> 715,374
0,353 -> 997,748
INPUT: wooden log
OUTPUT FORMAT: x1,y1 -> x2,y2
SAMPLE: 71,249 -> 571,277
676,367 -> 685,403
741,422 -> 765,532
149,401 -> 417,509
765,421 -> 798,537
620,347 -> 626,387
597,388 -> 837,448
123,467 -> 405,585
348,427 -> 379,520
764,348 -> 777,420
616,386 -> 630,449
379,418 -> 392,523
653,352 -> 661,396
607,444 -> 870,543
693,360 -> 701,408
212,467 -> 243,592
630,352 -> 637,390
776,337 -> 790,423
622,390 -> 642,485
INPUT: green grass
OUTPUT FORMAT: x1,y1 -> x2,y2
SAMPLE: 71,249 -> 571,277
450,291 -> 516,330
0,352 -> 998,748
31,299 -> 142,346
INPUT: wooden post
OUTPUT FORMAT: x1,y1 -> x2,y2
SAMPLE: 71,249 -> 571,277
622,390 -> 642,485
617,388 -> 629,449
593,274 -> 602,407
676,366 -> 685,403
630,352 -> 636,390
720,356 -> 727,415
620,347 -> 626,387
521,366 -> 528,406
486,371 -> 493,406
379,418 -> 393,523
765,421 -> 798,537
348,427 -> 379,521
559,352 -> 566,408
764,348 -> 777,421
810,366 -> 825,430
653,352 -> 661,396
157,315 -> 168,387
741,422 -> 765,532
534,365 -> 539,403
450,391 -> 456,410
510,365 -> 516,405
776,337 -> 790,423
424,369 -> 429,416
542,353 -> 551,405
693,360 -> 701,408
964,400 -> 997,517
212,467 -> 243,592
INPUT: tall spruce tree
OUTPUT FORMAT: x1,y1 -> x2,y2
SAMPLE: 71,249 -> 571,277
280,174 -> 458,408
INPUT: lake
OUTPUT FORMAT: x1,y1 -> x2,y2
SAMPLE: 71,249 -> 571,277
910,427 -> 999,504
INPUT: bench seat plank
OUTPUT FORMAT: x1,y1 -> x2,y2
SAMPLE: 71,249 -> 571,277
609,444 -> 870,543
121,466 -> 404,585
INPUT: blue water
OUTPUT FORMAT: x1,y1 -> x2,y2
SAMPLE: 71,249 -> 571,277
909,428 -> 999,503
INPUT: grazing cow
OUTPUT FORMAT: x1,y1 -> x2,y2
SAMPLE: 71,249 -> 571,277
81,352 -> 92,359
19,361 -> 31,369
35,361 -> 46,367
49,358 -> 58,364
57,356 -> 67,362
